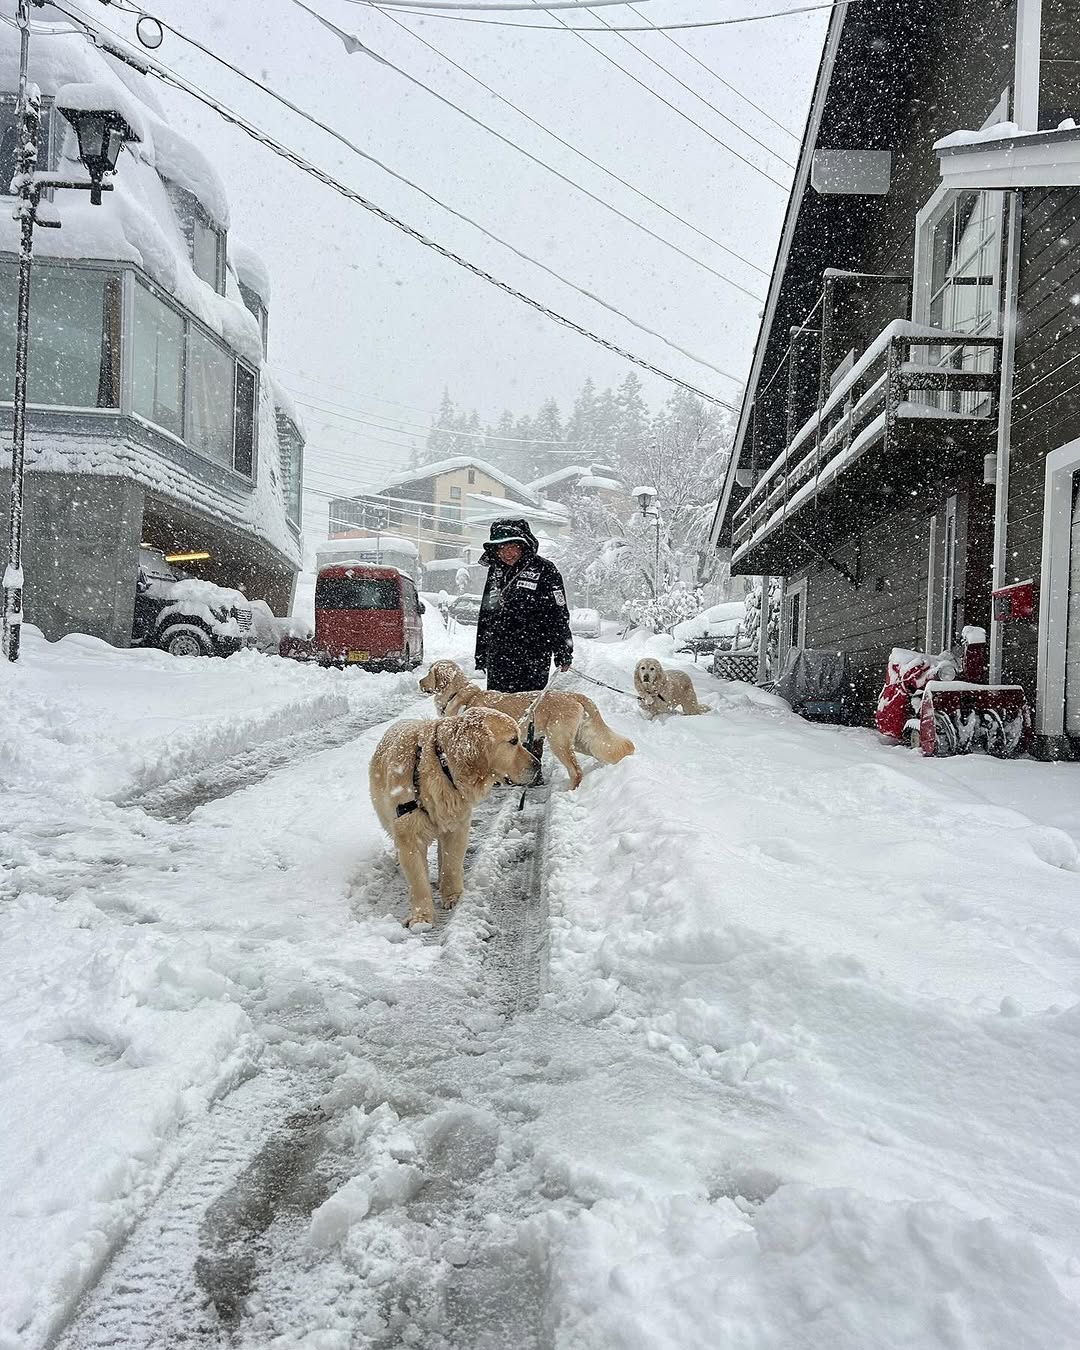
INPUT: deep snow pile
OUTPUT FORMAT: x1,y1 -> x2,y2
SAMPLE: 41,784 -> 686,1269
2,624 -> 1080,1348
541,643 -> 1080,1346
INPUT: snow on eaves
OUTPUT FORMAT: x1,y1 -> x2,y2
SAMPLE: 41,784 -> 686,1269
373,457 -> 541,506
229,238 -> 271,304
266,373 -> 306,438
151,118 -> 229,228
528,465 -> 591,491
52,79 -> 149,143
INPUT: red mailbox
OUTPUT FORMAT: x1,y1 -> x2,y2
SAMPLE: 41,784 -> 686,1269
992,579 -> 1035,622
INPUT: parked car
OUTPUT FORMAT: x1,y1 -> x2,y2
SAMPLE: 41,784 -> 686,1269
449,593 -> 482,627
569,607 -> 601,639
314,563 -> 425,669
132,548 -> 257,658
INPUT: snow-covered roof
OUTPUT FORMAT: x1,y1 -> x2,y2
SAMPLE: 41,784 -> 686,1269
464,493 -> 569,526
423,557 -> 470,572
317,534 -> 420,559
577,475 -> 622,492
0,30 -> 258,363
375,457 -> 540,506
528,465 -> 590,491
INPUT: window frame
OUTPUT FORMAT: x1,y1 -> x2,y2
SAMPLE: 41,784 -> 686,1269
781,576 -> 808,657
127,270 -> 259,481
0,256 -> 124,413
0,94 -> 57,196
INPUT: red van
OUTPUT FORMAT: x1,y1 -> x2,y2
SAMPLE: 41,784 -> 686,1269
314,564 -> 425,670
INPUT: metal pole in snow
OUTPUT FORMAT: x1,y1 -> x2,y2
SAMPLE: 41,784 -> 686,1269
2,0 -> 38,663
757,575 -> 770,685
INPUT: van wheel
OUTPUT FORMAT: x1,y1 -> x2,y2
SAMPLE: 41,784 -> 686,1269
161,625 -> 212,658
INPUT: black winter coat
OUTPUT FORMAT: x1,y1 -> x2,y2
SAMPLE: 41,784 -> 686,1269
475,551 -> 574,693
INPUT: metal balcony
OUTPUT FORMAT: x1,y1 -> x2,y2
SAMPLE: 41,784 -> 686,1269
731,319 -> 1003,571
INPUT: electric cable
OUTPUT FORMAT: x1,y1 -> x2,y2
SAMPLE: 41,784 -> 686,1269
111,5 -> 759,369
627,3 -> 801,142
536,1 -> 795,175
373,5 -> 771,277
288,0 -> 767,306
365,0 -> 856,32
52,1 -> 742,410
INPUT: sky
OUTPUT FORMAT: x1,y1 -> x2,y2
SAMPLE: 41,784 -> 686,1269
58,0 -> 828,543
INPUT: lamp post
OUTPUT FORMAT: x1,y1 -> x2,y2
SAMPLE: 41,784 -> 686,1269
2,0 -> 140,661
632,484 -> 661,597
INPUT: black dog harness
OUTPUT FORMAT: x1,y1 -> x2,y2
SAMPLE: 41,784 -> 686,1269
396,735 -> 457,818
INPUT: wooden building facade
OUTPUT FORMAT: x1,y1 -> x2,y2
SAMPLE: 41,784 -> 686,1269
711,0 -> 1080,757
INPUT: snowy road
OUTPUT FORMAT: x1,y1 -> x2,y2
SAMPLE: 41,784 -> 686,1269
4,620 -> 1080,1348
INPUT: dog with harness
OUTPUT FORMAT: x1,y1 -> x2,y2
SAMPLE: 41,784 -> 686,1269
419,660 -> 635,790
368,708 -> 539,927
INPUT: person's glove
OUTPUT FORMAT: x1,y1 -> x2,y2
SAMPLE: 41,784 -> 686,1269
557,663 -> 571,673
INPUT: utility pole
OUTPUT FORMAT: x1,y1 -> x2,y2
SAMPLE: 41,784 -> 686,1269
2,0 -> 40,662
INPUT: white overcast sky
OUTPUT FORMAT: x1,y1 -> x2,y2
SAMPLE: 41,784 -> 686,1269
78,0 -> 827,542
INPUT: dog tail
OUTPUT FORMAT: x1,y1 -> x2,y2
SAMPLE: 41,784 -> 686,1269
572,694 -> 635,763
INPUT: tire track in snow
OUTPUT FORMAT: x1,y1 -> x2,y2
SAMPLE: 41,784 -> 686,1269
127,694 -> 422,822
51,775 -> 558,1349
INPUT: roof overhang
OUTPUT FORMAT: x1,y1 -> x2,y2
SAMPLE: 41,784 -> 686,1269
708,5 -> 848,553
936,126 -> 1080,190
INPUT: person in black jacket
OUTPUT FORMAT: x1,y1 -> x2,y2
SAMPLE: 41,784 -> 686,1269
475,518 -> 573,694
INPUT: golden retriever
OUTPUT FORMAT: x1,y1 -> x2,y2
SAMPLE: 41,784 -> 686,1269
634,657 -> 710,718
369,708 -> 539,927
418,660 -> 635,790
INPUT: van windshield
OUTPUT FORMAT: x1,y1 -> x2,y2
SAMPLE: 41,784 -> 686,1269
316,576 -> 400,610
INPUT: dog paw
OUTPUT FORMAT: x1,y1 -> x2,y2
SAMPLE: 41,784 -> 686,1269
440,892 -> 462,910
405,911 -> 435,929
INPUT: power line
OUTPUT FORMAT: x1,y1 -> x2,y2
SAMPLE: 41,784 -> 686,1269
289,0 -> 766,309
545,0 -> 796,171
374,5 -> 771,278
368,0 -> 856,30
294,391 -> 616,444
532,1 -> 791,189
134,8 -> 754,375
344,0 -> 653,8
628,4 -> 801,142
54,4 -> 740,410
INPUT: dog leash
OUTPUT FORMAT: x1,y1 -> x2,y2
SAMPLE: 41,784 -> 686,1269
566,666 -> 638,700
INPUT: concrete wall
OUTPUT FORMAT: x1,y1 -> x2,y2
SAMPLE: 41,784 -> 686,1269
0,470 -> 144,645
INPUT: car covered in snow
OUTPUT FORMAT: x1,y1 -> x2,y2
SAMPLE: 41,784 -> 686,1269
449,593 -> 483,627
569,607 -> 602,639
672,601 -> 750,652
132,549 -> 257,658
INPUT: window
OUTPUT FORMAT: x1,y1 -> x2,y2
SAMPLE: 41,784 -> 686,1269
132,280 -> 185,435
915,186 -> 1003,414
277,413 -> 304,525
468,469 -> 476,484
0,262 -> 121,408
166,181 -> 226,294
315,575 -> 399,610
192,214 -> 225,292
187,325 -> 235,468
233,363 -> 256,477
0,96 -> 53,193
238,280 -> 268,355
449,485 -> 461,500
782,577 -> 807,654
928,192 -> 1000,337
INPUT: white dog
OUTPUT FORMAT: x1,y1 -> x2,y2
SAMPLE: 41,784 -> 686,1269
634,657 -> 710,718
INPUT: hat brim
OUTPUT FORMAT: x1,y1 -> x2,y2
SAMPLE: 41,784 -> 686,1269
488,536 -> 530,547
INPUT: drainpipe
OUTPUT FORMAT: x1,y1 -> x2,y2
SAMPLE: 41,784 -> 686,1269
989,191 -> 1023,686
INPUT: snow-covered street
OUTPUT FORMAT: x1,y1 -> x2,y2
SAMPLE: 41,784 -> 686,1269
3,615 -> 1080,1349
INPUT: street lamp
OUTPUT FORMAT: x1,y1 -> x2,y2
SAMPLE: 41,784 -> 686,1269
632,484 -> 662,597
2,2 -> 141,662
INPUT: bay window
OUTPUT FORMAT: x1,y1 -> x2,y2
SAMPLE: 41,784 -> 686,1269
187,325 -> 234,467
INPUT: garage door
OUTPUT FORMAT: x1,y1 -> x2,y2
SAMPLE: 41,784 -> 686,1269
1065,474 -> 1080,733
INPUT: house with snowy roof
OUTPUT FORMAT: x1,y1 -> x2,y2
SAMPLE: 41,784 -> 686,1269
328,455 -> 568,583
527,462 -> 631,517
710,0 -> 1080,756
0,20 -> 303,646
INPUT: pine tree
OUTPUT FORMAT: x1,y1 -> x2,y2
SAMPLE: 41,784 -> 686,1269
613,373 -> 649,475
530,398 -> 564,480
425,389 -> 457,464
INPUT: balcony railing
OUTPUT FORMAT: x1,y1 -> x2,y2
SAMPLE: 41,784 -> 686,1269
732,319 -> 1003,563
